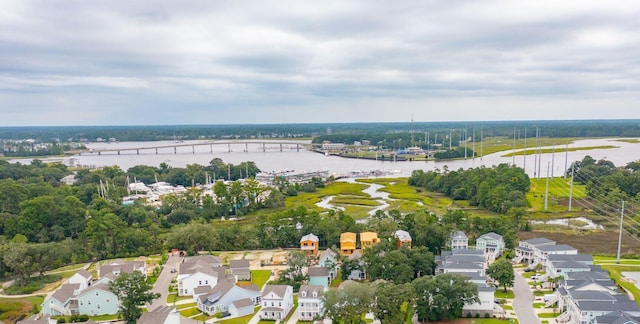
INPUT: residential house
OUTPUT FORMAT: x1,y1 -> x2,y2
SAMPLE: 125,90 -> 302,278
195,281 -> 260,315
450,231 -> 469,250
475,232 -> 504,258
462,283 -> 496,317
260,285 -> 294,321
229,298 -> 255,317
437,250 -> 486,276
346,250 -> 366,280
77,283 -> 119,316
318,249 -> 338,280
137,306 -> 199,324
308,266 -> 331,287
229,259 -> 251,281
17,317 -> 59,324
360,232 -> 379,250
547,254 -> 594,279
535,244 -> 578,269
300,233 -> 320,256
298,285 -> 326,322
555,264 -> 640,324
42,284 -> 80,316
596,310 -> 640,324
67,269 -> 93,291
178,255 -> 229,296
394,230 -> 412,248
340,232 -> 357,256
515,237 -> 556,264
98,259 -> 146,278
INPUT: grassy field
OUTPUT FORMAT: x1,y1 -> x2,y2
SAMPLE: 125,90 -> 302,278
615,139 -> 640,144
250,270 -> 272,289
502,145 -> 617,157
519,231 -> 640,256
527,178 -> 588,214
0,295 -> 44,324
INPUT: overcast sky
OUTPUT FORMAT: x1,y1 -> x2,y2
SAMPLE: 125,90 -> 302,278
2,1 -> 640,126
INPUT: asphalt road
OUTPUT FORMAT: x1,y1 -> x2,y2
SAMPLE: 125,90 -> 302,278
512,270 -> 541,324
148,254 -> 182,311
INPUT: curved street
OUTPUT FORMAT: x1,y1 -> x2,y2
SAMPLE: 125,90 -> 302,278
512,269 -> 541,324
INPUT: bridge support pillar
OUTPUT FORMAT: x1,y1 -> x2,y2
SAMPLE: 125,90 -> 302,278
192,145 -> 195,154
228,144 -> 231,153
210,144 -> 213,153
98,152 -> 101,156
117,151 -> 120,155
155,148 -> 158,154
245,143 -> 248,152
136,149 -> 139,155
297,144 -> 300,152
263,143 -> 266,152
174,147 -> 176,154
280,143 -> 283,151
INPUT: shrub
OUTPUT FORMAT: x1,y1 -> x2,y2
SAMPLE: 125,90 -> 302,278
485,313 -> 491,318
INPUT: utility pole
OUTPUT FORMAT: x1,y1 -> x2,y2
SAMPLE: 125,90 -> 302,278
544,162 -> 550,211
564,144 -> 568,180
480,127 -> 483,160
523,127 -> 527,171
551,144 -> 555,178
569,163 -> 574,212
472,127 -> 475,160
464,128 -> 468,159
512,127 -> 516,166
617,201 -> 625,264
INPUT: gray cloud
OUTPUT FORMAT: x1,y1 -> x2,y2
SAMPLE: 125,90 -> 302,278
1,0 -> 640,125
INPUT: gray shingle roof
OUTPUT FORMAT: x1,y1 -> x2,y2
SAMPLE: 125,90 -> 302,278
262,285 -> 290,298
308,266 -> 329,277
520,237 -> 555,246
51,283 -> 80,302
299,284 -> 325,298
230,259 -> 250,269
537,244 -> 577,252
232,298 -> 254,309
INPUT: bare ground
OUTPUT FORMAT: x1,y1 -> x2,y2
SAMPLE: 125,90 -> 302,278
519,230 -> 640,255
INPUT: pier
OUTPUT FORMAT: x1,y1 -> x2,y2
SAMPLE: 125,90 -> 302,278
79,141 -> 314,156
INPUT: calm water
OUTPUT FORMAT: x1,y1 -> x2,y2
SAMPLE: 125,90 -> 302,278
12,138 -> 640,178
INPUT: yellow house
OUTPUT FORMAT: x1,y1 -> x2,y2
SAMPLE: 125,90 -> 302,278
360,232 -> 379,250
340,232 -> 357,256
300,233 -> 319,256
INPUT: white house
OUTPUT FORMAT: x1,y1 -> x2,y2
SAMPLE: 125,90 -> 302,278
535,244 -> 578,269
260,285 -> 294,321
67,269 -> 93,291
462,283 -> 495,317
450,231 -> 469,250
195,281 -> 260,315
229,298 -> 255,318
298,285 -> 326,322
229,259 -> 251,281
77,283 -> 119,316
178,256 -> 229,296
515,237 -> 556,264
98,260 -> 146,278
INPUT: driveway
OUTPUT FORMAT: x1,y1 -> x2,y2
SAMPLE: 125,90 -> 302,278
149,254 -> 182,311
512,270 -> 541,324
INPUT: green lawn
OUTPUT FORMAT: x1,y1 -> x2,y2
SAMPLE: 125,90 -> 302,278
502,145 -> 617,157
331,269 -> 344,287
218,306 -> 261,324
166,293 -> 192,304
251,270 -> 272,289
533,303 -> 545,309
494,290 -> 515,299
176,302 -> 197,310
538,312 -> 560,318
597,264 -> 640,305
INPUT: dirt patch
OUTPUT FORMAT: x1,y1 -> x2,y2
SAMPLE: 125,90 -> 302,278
519,230 -> 640,255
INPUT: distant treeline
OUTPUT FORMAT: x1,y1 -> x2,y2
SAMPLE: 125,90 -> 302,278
1,119 -> 639,143
312,119 -> 640,148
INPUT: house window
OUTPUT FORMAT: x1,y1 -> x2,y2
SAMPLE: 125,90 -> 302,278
271,302 -> 274,307
205,280 -> 208,285
300,302 -> 304,307
279,302 -> 281,307
199,280 -> 202,285
301,292 -> 306,297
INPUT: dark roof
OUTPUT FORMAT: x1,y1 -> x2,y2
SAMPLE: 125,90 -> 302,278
596,310 -> 640,324
537,244 -> 577,252
299,285 -> 325,298
75,268 -> 93,279
232,298 -> 254,309
577,300 -> 640,312
137,306 -> 172,324
262,285 -> 290,298
451,248 -> 484,256
230,259 -> 250,269
570,290 -> 617,302
520,237 -> 555,246
551,261 -> 591,269
477,283 -> 496,292
547,254 -> 593,263
478,232 -> 502,241
564,270 -> 610,281
308,267 -> 329,277
51,283 -> 80,302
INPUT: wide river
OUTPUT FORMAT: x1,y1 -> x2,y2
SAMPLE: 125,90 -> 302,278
13,138 -> 640,178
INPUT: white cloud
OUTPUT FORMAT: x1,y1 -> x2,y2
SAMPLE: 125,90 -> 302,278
1,0 -> 640,125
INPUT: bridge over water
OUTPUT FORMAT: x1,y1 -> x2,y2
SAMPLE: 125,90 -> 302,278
79,141 -> 318,155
